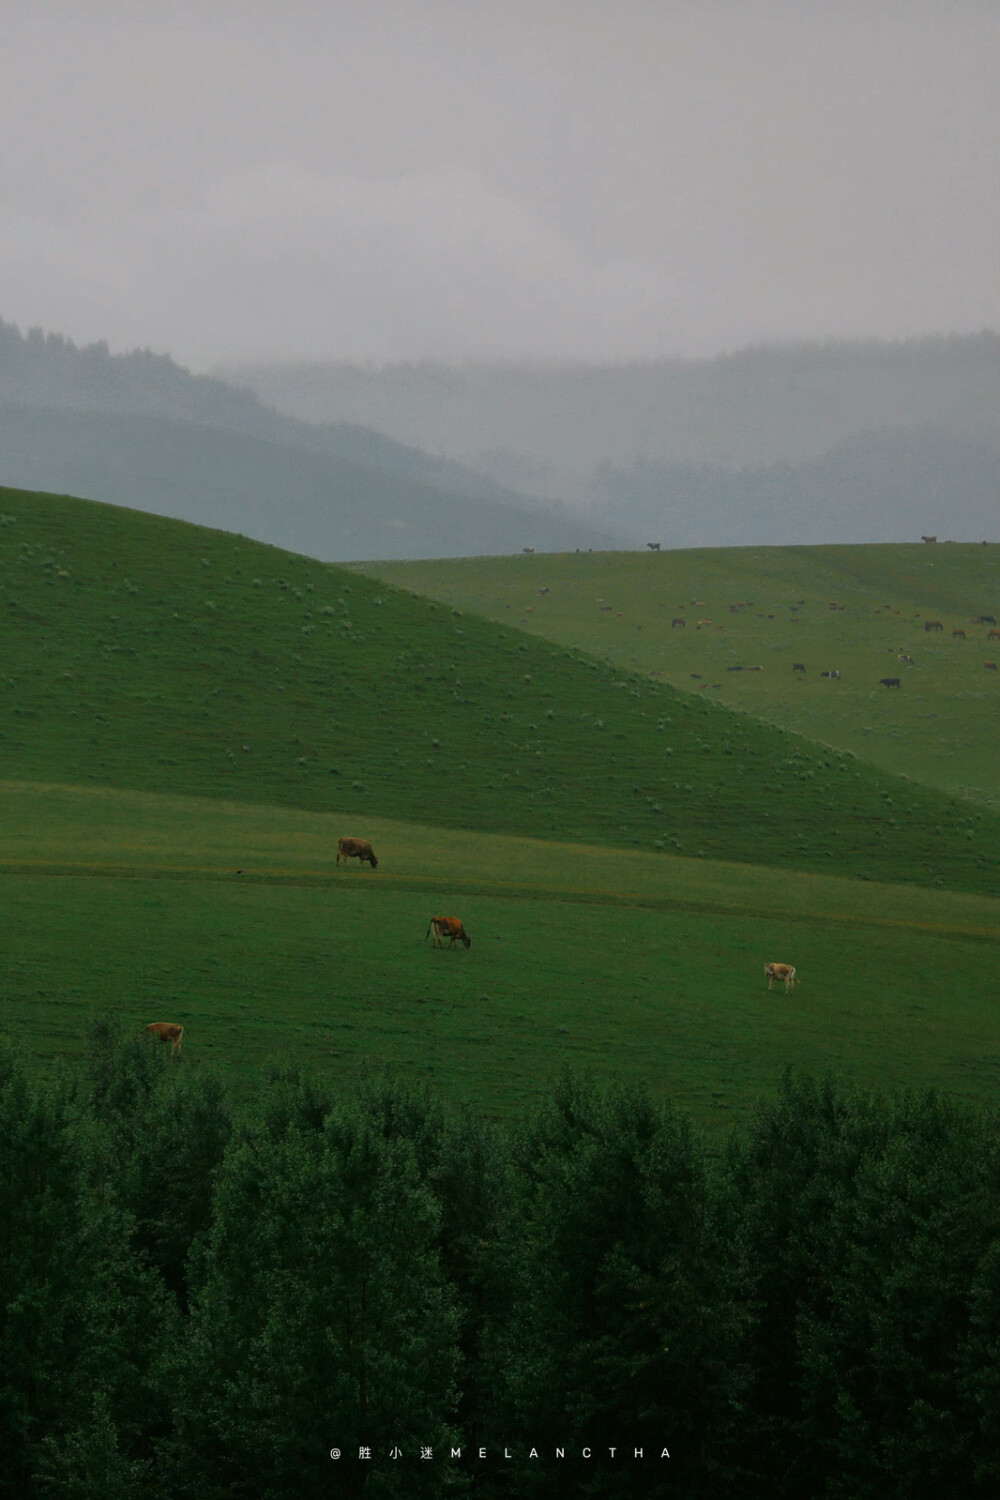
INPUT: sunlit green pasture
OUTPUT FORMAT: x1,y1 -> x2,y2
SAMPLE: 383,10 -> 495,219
363,543 -> 1000,808
4,781 -> 998,1135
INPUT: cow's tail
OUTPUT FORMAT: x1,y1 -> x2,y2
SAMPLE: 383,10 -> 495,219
424,923 -> 432,943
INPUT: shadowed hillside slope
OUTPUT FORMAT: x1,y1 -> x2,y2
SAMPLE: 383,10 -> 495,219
2,485 -> 999,895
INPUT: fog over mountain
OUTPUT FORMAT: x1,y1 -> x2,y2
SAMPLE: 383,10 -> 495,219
3,321 -> 996,554
0,321 -> 624,559
225,335 -> 1000,545
1,4 -> 996,552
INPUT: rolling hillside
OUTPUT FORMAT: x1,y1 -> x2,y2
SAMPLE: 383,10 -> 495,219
363,543 -> 1000,810
3,484 -> 1000,1129
3,486 -> 999,895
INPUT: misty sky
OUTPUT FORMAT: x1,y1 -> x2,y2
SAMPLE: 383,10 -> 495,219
1,1 -> 996,369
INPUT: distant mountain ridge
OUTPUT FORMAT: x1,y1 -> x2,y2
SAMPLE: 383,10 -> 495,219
0,319 -> 623,558
589,426 -> 1000,548
222,333 -> 1000,544
222,333 -> 1000,470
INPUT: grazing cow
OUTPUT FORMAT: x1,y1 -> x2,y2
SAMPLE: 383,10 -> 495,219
793,663 -> 806,672
672,617 -> 686,628
538,587 -> 549,595
337,837 -> 379,869
921,535 -> 937,543
746,665 -> 763,672
952,629 -> 966,639
690,673 -> 702,679
727,665 -> 744,672
984,662 -> 998,671
879,677 -> 901,688
820,669 -> 841,679
523,547 -> 534,554
989,630 -> 1000,642
426,916 -> 472,950
146,1022 -> 184,1055
646,542 -> 661,551
764,963 -> 796,993
898,654 -> 914,665
975,615 -> 997,625
925,620 -> 943,632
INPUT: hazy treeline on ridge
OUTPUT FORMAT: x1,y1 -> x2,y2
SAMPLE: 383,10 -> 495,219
1,319 -> 995,556
226,334 -> 1000,547
0,320 -> 621,560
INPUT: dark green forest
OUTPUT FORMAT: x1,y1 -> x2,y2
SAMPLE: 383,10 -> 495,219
3,1030 -> 997,1499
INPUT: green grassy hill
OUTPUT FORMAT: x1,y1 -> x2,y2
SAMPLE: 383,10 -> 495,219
3,486 -> 999,894
3,485 -> 1000,1129
363,543 -> 1000,810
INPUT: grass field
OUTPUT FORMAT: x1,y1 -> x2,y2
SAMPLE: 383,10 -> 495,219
3,487 -> 999,1130
2,488 -> 998,895
364,543 -> 1000,809
3,779 -> 999,1135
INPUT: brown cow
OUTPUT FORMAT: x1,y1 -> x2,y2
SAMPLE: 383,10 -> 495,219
764,963 -> 796,993
984,662 -> 998,671
952,629 -> 966,639
337,838 -> 379,869
988,630 -> 1000,642
426,916 -> 472,950
925,620 -> 943,632
145,1022 -> 184,1055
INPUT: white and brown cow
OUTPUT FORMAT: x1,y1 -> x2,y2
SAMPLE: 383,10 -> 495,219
764,963 -> 796,994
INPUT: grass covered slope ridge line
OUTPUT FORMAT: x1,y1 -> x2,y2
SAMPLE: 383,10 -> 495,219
365,543 -> 1000,809
2,485 -> 998,895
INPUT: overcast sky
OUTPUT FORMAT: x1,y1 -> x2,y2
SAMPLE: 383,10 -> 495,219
1,0 -> 996,369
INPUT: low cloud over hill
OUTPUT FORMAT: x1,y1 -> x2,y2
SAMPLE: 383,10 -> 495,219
0,321 -> 622,559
